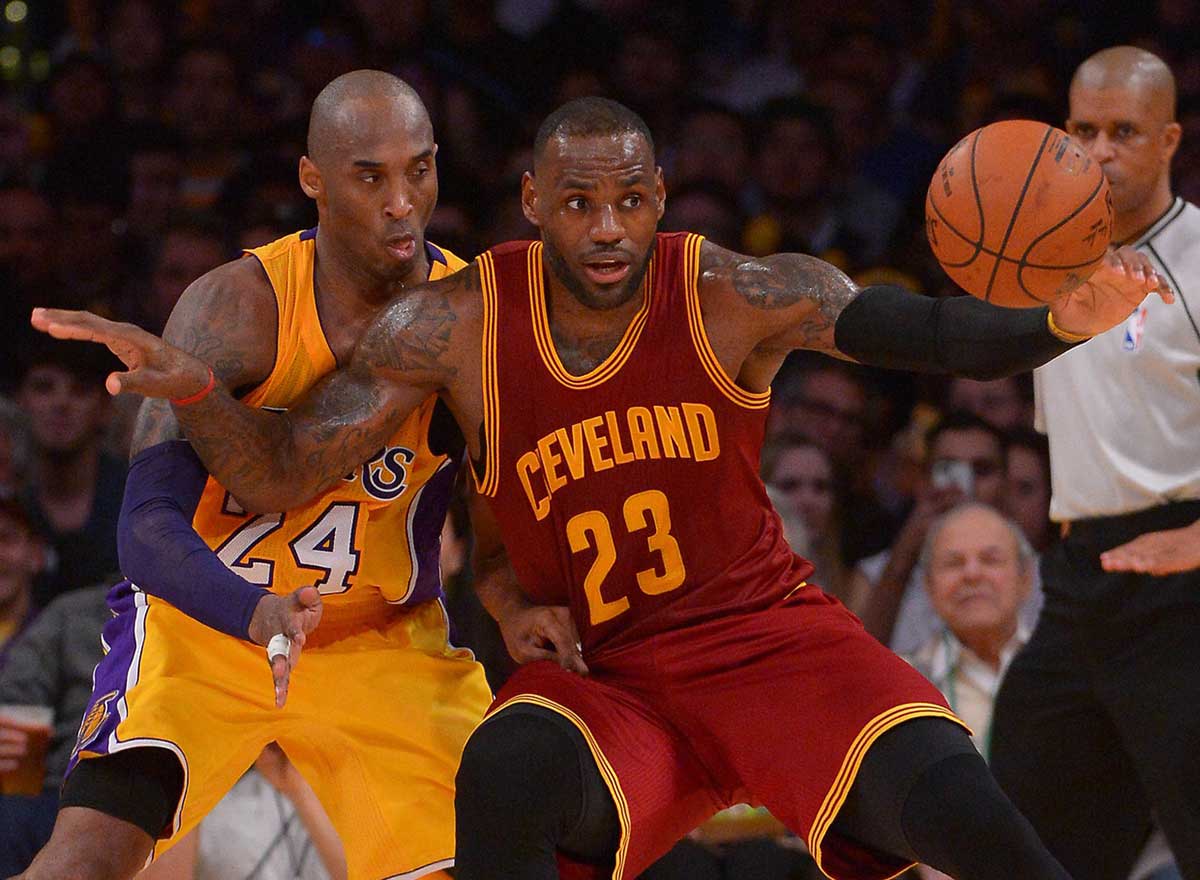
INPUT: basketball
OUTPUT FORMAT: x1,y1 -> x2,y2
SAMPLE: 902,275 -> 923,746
925,119 -> 1113,308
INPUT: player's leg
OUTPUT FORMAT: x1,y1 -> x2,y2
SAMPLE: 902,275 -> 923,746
831,716 -> 1072,879
454,659 -> 723,880
18,588 -> 276,880
991,596 -> 1151,880
280,601 -> 494,880
16,748 -> 181,880
454,704 -> 620,879
662,592 -> 1067,880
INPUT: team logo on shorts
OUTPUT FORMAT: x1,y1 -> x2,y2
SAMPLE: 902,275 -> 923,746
73,691 -> 119,756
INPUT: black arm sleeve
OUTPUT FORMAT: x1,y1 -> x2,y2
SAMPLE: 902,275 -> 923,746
833,285 -> 1079,380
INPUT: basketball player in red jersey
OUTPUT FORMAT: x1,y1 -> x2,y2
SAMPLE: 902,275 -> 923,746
33,98 -> 1168,880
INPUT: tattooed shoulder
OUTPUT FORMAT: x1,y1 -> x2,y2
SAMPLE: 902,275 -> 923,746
163,257 -> 278,390
358,263 -> 481,382
700,240 -> 856,320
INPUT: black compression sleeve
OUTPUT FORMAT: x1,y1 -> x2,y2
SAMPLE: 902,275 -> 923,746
833,285 -> 1080,379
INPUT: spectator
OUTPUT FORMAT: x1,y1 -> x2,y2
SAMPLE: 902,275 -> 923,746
944,375 -> 1033,432
850,411 -> 1042,655
763,435 -> 851,603
667,102 -> 751,198
906,502 -> 1034,755
140,220 -> 228,334
661,181 -> 746,251
168,43 -> 248,214
124,128 -> 184,248
0,499 -> 43,669
1004,429 -> 1055,554
0,583 -> 110,873
106,0 -> 172,125
0,397 -> 33,496
16,339 -> 126,606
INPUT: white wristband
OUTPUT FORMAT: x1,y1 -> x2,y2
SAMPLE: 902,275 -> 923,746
267,633 -> 291,662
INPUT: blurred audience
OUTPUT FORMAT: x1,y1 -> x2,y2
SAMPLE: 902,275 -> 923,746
16,340 -> 125,607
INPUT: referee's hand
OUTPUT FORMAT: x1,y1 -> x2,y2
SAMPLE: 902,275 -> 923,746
1101,520 -> 1200,576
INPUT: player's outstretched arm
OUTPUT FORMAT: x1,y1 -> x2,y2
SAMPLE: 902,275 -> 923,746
32,267 -> 476,513
696,240 -> 1170,384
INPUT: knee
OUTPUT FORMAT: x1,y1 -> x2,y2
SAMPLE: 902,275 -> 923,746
456,709 -> 578,817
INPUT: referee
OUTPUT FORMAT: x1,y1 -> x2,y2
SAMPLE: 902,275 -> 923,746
990,46 -> 1200,880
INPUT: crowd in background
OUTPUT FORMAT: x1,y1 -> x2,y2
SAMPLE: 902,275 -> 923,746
1,1 -> 1197,878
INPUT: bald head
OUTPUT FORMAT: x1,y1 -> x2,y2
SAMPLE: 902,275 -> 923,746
1072,46 -> 1176,123
307,70 -> 430,167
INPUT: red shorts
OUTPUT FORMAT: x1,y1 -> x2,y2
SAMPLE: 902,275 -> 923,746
486,585 -> 964,880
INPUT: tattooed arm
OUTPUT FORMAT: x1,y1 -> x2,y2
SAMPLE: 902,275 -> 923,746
696,239 -> 1169,389
33,265 -> 480,513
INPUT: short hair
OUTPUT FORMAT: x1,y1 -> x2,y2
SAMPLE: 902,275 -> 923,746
919,501 -> 1036,581
533,97 -> 655,164
925,409 -> 1006,458
0,395 -> 32,490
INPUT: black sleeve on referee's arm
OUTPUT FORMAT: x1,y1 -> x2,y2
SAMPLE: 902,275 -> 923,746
833,285 -> 1079,380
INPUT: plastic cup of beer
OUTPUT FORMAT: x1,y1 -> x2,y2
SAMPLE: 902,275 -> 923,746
0,704 -> 53,796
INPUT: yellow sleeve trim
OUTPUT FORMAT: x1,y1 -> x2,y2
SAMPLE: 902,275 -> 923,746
485,694 -> 632,880
474,252 -> 501,497
683,234 -> 772,410
807,703 -> 972,880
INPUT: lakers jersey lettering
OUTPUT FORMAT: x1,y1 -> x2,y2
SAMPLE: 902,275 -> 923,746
517,403 -> 720,519
191,230 -> 468,620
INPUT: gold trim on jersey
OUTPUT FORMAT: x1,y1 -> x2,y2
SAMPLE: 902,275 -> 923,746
485,694 -> 632,880
527,241 -> 656,390
683,234 -> 772,411
807,702 -> 971,880
476,252 -> 501,497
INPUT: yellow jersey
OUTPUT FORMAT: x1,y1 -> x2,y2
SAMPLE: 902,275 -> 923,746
190,229 -> 468,625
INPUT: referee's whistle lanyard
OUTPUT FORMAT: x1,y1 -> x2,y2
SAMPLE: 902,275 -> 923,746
940,630 -> 993,762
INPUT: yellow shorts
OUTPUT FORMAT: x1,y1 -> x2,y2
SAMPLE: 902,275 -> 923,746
72,585 -> 492,879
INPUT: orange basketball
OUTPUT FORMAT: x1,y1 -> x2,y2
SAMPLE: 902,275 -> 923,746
925,119 -> 1113,308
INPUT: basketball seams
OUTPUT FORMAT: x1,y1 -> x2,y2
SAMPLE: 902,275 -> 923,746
1015,168 -> 1109,303
982,124 -> 1055,302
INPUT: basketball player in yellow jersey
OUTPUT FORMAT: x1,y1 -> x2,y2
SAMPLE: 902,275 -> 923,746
15,71 -> 492,880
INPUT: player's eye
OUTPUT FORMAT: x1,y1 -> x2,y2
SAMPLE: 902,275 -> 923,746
623,194 -> 642,208
411,165 -> 430,178
566,197 -> 587,211
1115,124 -> 1136,140
360,173 -> 380,184
1071,124 -> 1095,139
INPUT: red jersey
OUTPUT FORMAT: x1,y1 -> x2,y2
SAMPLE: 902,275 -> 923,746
475,232 -> 813,656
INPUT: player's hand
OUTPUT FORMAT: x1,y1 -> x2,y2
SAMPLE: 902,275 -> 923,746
0,719 -> 29,773
29,307 -> 213,400
248,586 -> 324,708
1100,520 -> 1200,576
1049,246 -> 1174,339
496,598 -> 588,676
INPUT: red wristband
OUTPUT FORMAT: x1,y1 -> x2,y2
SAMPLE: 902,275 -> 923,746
171,367 -> 216,407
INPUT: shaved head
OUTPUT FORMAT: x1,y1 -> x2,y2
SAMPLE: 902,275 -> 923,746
307,70 -> 430,167
1072,46 -> 1176,123
1067,46 -> 1181,237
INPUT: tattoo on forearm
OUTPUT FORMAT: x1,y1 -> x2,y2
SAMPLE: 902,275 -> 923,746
130,398 -> 182,458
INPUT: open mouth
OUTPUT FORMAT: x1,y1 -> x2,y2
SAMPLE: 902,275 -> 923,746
385,235 -> 416,261
582,258 -> 630,286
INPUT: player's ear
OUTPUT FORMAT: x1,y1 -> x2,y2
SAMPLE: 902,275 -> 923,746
521,171 -> 540,227
298,156 -> 322,200
655,167 -> 666,220
1161,121 -> 1182,163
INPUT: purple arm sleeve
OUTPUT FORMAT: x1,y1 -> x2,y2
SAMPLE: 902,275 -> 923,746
118,440 -> 270,641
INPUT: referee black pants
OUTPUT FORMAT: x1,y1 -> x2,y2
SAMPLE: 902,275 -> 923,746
991,500 -> 1200,880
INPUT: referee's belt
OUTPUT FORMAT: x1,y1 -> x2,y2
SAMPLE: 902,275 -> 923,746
1057,498 -> 1200,548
